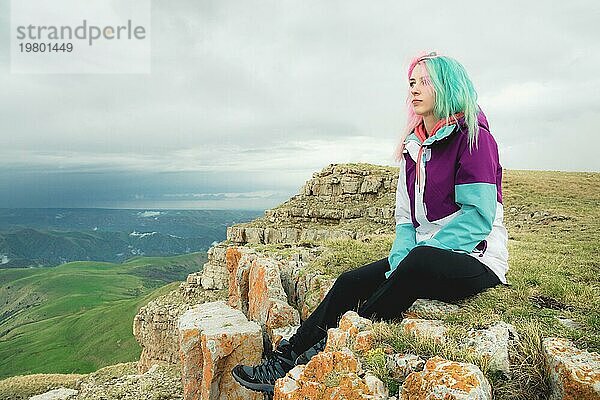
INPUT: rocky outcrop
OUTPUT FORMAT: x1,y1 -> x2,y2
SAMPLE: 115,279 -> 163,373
226,246 -> 256,315
400,356 -> 492,400
178,301 -> 263,400
543,337 -> 600,400
133,277 -> 227,372
227,164 -> 398,246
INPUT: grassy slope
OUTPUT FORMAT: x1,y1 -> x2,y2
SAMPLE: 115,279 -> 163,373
0,253 -> 205,379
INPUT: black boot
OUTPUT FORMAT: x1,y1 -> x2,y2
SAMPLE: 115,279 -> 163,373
294,337 -> 327,366
232,339 -> 299,394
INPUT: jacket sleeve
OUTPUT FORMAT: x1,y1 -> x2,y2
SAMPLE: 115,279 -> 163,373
387,156 -> 416,278
416,128 -> 499,253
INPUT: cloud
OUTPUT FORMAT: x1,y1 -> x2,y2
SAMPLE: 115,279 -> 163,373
0,0 -> 598,208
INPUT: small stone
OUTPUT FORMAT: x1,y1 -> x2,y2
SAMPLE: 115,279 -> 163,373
386,353 -> 425,381
556,317 -> 583,330
29,388 -> 78,400
400,318 -> 447,343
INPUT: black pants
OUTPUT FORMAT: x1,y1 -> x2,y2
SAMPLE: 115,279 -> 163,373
288,245 -> 501,354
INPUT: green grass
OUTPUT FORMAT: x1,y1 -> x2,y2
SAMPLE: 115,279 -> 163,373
0,252 -> 206,379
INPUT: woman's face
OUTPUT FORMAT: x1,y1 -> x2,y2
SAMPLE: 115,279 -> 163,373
409,63 -> 435,117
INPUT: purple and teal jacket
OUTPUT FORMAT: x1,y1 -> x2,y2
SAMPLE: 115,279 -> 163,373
387,111 -> 509,283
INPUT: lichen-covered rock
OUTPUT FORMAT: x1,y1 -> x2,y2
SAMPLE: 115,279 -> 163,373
364,372 -> 389,397
30,388 -> 78,400
274,349 -> 389,399
542,337 -> 600,400
178,301 -> 263,400
133,280 -> 227,372
226,246 -> 257,314
463,321 -> 519,375
354,330 -> 376,353
400,356 -> 492,400
386,354 -> 426,381
325,311 -> 375,354
200,243 -> 230,290
247,257 -> 300,338
400,318 -> 447,343
405,299 -> 459,319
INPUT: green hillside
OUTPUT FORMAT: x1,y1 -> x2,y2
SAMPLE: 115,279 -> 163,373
0,252 -> 206,379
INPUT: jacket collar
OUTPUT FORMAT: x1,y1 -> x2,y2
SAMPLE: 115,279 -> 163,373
404,111 -> 467,147
404,124 -> 457,146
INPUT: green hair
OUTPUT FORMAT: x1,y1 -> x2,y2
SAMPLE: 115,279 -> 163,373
422,56 -> 481,150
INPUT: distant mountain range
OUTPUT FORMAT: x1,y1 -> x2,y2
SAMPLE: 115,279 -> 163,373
0,208 -> 263,267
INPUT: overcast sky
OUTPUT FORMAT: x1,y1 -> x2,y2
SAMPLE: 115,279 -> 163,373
0,0 -> 598,210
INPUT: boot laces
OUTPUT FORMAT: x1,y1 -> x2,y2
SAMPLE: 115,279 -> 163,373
253,351 -> 290,384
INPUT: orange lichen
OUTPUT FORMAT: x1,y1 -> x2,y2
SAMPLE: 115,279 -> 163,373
401,357 -> 488,400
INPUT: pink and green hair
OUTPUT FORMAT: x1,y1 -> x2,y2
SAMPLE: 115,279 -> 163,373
395,52 -> 481,160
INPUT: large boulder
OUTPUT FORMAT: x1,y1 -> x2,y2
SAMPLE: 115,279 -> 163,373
178,301 -> 263,400
133,278 -> 226,372
400,356 -> 492,400
543,337 -> 600,400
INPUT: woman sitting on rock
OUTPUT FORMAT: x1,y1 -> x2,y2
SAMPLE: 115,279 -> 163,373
232,51 -> 509,395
